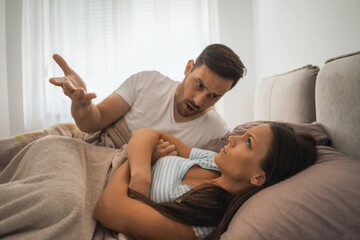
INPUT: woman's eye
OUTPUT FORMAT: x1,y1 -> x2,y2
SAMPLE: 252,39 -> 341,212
246,138 -> 251,147
196,81 -> 202,88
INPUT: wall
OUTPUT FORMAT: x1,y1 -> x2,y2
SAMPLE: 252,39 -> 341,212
253,0 -> 360,82
2,0 -> 360,137
0,0 -> 10,138
217,0 -> 360,128
1,0 -> 28,138
217,0 -> 256,129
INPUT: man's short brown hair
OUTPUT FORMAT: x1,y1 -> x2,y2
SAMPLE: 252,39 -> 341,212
193,44 -> 246,89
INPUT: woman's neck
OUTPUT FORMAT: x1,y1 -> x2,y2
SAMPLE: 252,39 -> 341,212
212,177 -> 252,195
181,165 -> 220,188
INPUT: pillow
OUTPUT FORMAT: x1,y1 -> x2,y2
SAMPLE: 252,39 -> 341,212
220,146 -> 360,240
254,65 -> 319,123
202,121 -> 330,152
316,50 -> 360,160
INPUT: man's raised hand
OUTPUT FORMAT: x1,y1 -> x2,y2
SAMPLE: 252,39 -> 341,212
49,54 -> 97,109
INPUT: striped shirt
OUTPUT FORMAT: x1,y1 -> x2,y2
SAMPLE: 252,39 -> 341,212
150,148 -> 220,240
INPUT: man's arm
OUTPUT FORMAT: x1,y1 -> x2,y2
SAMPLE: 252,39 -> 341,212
49,54 -> 131,133
93,161 -> 196,240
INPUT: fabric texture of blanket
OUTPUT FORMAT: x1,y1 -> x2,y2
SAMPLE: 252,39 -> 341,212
0,118 -> 131,240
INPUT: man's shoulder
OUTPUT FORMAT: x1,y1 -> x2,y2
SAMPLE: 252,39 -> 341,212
179,112 -> 229,147
204,108 -> 228,125
200,109 -> 229,133
130,70 -> 178,86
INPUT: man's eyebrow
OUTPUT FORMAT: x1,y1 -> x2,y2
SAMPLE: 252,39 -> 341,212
197,78 -> 224,97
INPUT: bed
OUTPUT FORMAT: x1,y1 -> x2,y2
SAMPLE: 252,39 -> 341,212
0,50 -> 359,239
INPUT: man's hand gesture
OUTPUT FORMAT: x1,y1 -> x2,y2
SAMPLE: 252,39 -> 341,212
49,54 -> 97,110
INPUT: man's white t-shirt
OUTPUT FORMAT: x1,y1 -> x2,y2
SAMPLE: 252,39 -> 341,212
114,71 -> 229,148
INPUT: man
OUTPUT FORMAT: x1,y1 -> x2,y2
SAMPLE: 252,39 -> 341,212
49,44 -> 246,147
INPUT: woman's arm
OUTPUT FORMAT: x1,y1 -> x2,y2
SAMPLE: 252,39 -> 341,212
127,128 -> 192,197
93,160 -> 196,240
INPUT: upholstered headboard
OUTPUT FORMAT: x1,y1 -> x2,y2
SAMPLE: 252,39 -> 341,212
254,65 -> 319,123
215,51 -> 360,240
253,52 -> 360,160
316,51 -> 360,160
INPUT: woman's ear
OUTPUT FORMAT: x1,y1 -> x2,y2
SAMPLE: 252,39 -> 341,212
184,60 -> 194,75
250,171 -> 266,186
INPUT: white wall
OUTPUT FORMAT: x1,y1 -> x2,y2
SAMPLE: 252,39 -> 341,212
1,0 -> 25,138
217,0 -> 360,128
217,0 -> 256,129
253,0 -> 360,81
0,0 -> 10,138
2,0 -> 360,137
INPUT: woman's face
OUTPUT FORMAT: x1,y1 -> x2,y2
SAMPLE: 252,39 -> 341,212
214,124 -> 273,186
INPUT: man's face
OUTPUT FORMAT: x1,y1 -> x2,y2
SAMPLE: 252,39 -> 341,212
175,63 -> 233,118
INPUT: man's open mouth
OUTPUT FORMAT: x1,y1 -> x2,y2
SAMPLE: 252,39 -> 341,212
186,103 -> 196,112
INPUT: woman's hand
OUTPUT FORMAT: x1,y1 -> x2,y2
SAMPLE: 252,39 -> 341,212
152,139 -> 178,163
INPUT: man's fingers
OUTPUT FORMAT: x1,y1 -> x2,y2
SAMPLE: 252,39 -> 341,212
72,90 -> 96,103
49,77 -> 66,86
82,92 -> 97,102
53,54 -> 73,75
63,81 -> 76,93
70,89 -> 84,100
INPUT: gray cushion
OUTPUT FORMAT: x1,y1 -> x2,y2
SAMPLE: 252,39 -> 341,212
220,146 -> 360,240
316,51 -> 360,160
254,65 -> 319,123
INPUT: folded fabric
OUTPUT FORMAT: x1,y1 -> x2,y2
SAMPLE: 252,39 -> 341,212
0,136 -> 128,239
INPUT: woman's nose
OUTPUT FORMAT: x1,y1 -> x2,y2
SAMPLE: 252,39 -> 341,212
228,135 -> 236,147
229,135 -> 242,147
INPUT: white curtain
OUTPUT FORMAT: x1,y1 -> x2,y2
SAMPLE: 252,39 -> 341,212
21,0 -> 220,132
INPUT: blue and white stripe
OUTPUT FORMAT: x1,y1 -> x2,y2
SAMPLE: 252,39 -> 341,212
150,148 -> 219,240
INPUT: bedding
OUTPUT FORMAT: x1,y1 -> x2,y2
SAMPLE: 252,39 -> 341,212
203,121 -> 360,240
221,145 -> 360,240
0,136 -> 126,239
0,117 -> 131,173
0,119 -> 358,240
0,118 -> 131,240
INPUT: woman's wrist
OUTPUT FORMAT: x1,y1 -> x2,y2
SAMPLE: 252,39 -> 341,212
129,173 -> 151,197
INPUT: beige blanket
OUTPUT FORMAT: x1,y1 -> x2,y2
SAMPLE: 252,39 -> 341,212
0,119 -> 131,240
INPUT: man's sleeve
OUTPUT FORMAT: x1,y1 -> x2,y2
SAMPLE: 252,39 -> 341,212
114,72 -> 143,106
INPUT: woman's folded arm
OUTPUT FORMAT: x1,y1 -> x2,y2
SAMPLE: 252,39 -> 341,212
93,160 -> 196,240
127,128 -> 192,197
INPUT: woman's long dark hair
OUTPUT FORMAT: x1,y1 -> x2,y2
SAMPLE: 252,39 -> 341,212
129,122 -> 318,240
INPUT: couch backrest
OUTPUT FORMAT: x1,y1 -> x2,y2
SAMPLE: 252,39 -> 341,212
315,51 -> 360,160
254,65 -> 318,123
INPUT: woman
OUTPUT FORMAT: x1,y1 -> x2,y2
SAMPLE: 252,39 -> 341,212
93,122 -> 318,240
